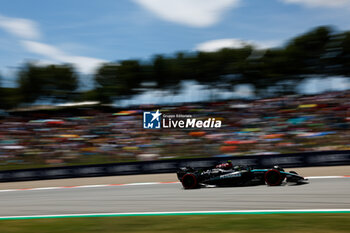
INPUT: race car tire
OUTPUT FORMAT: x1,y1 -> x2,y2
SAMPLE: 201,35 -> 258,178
264,169 -> 283,186
181,173 -> 198,189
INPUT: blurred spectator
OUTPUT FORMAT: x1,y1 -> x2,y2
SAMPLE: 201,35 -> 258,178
0,90 -> 350,170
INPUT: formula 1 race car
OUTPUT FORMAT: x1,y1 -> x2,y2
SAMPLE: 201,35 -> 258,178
177,162 -> 308,189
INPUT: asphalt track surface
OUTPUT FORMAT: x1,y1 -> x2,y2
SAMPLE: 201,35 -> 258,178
0,178 -> 349,216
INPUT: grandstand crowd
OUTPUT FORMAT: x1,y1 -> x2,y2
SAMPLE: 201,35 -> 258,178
0,90 -> 349,169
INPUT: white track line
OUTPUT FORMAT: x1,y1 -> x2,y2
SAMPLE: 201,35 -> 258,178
0,209 -> 349,220
306,176 -> 350,179
0,176 -> 348,193
0,181 -> 178,193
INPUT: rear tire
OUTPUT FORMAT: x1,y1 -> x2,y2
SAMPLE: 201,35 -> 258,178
264,169 -> 283,186
181,173 -> 198,189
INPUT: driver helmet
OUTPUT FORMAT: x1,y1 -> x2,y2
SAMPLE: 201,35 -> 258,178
234,165 -> 241,171
273,165 -> 282,171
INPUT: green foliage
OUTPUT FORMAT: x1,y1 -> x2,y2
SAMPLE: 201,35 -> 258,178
0,87 -> 21,109
17,64 -> 78,104
95,60 -> 143,103
0,25 -> 349,107
284,26 -> 332,75
93,26 -> 350,102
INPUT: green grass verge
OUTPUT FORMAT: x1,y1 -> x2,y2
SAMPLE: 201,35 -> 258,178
0,214 -> 349,233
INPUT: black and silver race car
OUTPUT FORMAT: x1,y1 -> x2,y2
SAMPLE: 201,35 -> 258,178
177,162 -> 308,189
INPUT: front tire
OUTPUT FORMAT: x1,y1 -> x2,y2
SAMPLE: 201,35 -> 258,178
181,173 -> 198,189
264,169 -> 283,186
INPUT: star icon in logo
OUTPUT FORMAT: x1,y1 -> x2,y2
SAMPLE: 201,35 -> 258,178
150,109 -> 162,122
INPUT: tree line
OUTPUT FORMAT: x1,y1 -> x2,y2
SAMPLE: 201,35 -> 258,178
1,26 -> 350,109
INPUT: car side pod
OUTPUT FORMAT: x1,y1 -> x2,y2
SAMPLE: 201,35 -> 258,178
264,169 -> 284,186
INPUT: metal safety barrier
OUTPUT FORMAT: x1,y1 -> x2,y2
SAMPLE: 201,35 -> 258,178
0,150 -> 349,182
